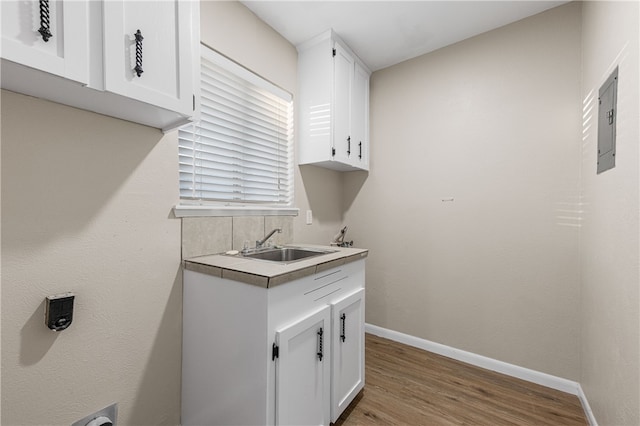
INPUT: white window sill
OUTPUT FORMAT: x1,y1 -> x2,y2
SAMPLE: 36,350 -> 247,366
174,204 -> 300,218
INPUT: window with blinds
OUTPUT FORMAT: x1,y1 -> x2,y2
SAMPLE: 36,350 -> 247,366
179,46 -> 294,205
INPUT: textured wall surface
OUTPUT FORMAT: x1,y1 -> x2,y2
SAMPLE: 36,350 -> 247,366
343,3 -> 583,380
1,90 -> 182,425
580,1 -> 640,424
1,2 -> 343,424
4,1 -> 637,425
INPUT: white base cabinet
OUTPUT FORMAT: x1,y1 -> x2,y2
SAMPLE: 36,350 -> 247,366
1,0 -> 199,131
331,288 -> 365,422
182,259 -> 366,426
275,306 -> 331,426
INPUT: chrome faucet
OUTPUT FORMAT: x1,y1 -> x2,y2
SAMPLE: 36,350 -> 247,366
256,228 -> 282,249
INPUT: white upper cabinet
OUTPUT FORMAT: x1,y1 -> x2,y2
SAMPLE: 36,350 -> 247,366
102,0 -> 194,117
332,42 -> 354,167
351,62 -> 370,170
298,30 -> 371,172
1,0 -> 89,85
0,0 -> 199,131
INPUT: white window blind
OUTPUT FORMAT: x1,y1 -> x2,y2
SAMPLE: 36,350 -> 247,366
179,46 -> 294,205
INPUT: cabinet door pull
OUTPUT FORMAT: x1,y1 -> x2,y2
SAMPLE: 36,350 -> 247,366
340,313 -> 346,342
38,0 -> 52,42
317,327 -> 324,361
359,142 -> 362,160
347,136 -> 351,156
134,29 -> 144,77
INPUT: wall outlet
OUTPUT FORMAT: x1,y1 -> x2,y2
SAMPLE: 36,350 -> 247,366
71,403 -> 118,426
306,210 -> 313,225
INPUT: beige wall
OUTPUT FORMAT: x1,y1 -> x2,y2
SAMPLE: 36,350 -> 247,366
1,91 -> 183,425
344,3 -> 583,379
580,1 -> 640,424
3,1 -> 637,424
1,2 -> 344,425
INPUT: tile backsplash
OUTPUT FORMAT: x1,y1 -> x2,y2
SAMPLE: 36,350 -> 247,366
181,216 -> 294,259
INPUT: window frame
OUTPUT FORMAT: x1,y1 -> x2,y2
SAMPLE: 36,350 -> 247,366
175,44 -> 297,218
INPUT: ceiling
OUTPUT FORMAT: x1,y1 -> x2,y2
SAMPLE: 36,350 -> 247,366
241,1 -> 569,71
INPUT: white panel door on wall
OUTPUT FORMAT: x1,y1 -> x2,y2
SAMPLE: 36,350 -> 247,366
330,288 -> 365,422
1,0 -> 88,84
333,41 -> 354,165
102,0 -> 194,116
351,62 -> 370,169
275,306 -> 331,426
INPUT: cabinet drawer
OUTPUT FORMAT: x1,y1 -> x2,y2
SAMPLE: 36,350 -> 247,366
267,260 -> 364,330
268,260 -> 364,332
304,268 -> 350,302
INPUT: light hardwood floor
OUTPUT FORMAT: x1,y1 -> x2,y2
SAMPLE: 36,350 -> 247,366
334,334 -> 588,425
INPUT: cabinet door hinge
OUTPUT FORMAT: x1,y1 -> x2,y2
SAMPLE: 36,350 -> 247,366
332,48 -> 336,57
331,147 -> 336,157
272,343 -> 279,360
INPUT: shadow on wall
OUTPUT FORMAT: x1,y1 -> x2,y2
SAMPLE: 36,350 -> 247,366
1,91 -> 165,249
299,165 -> 342,223
342,170 -> 368,214
299,164 -> 368,222
20,299 -> 59,366
129,268 -> 183,425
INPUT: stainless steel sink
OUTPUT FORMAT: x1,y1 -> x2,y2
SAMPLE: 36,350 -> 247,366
241,247 -> 336,263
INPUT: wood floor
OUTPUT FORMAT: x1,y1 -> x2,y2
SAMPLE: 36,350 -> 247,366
334,334 -> 588,426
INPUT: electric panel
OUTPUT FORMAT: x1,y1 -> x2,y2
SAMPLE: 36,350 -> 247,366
597,67 -> 618,174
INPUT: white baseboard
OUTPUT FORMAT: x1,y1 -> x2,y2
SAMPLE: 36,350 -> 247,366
577,384 -> 598,426
365,323 -> 597,425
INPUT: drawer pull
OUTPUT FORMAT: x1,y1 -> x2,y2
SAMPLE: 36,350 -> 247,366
38,0 -> 52,42
340,313 -> 346,342
317,327 -> 324,361
134,29 -> 144,77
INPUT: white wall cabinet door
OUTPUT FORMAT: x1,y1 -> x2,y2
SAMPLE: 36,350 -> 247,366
1,0 -> 88,84
330,288 -> 365,422
350,62 -> 370,169
102,0 -> 194,116
333,42 -> 354,165
298,30 -> 370,172
275,306 -> 331,426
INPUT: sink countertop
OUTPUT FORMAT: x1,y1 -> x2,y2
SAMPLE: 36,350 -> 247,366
184,244 -> 368,288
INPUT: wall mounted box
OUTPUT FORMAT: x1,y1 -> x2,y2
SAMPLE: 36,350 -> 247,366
597,67 -> 618,174
45,293 -> 75,331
